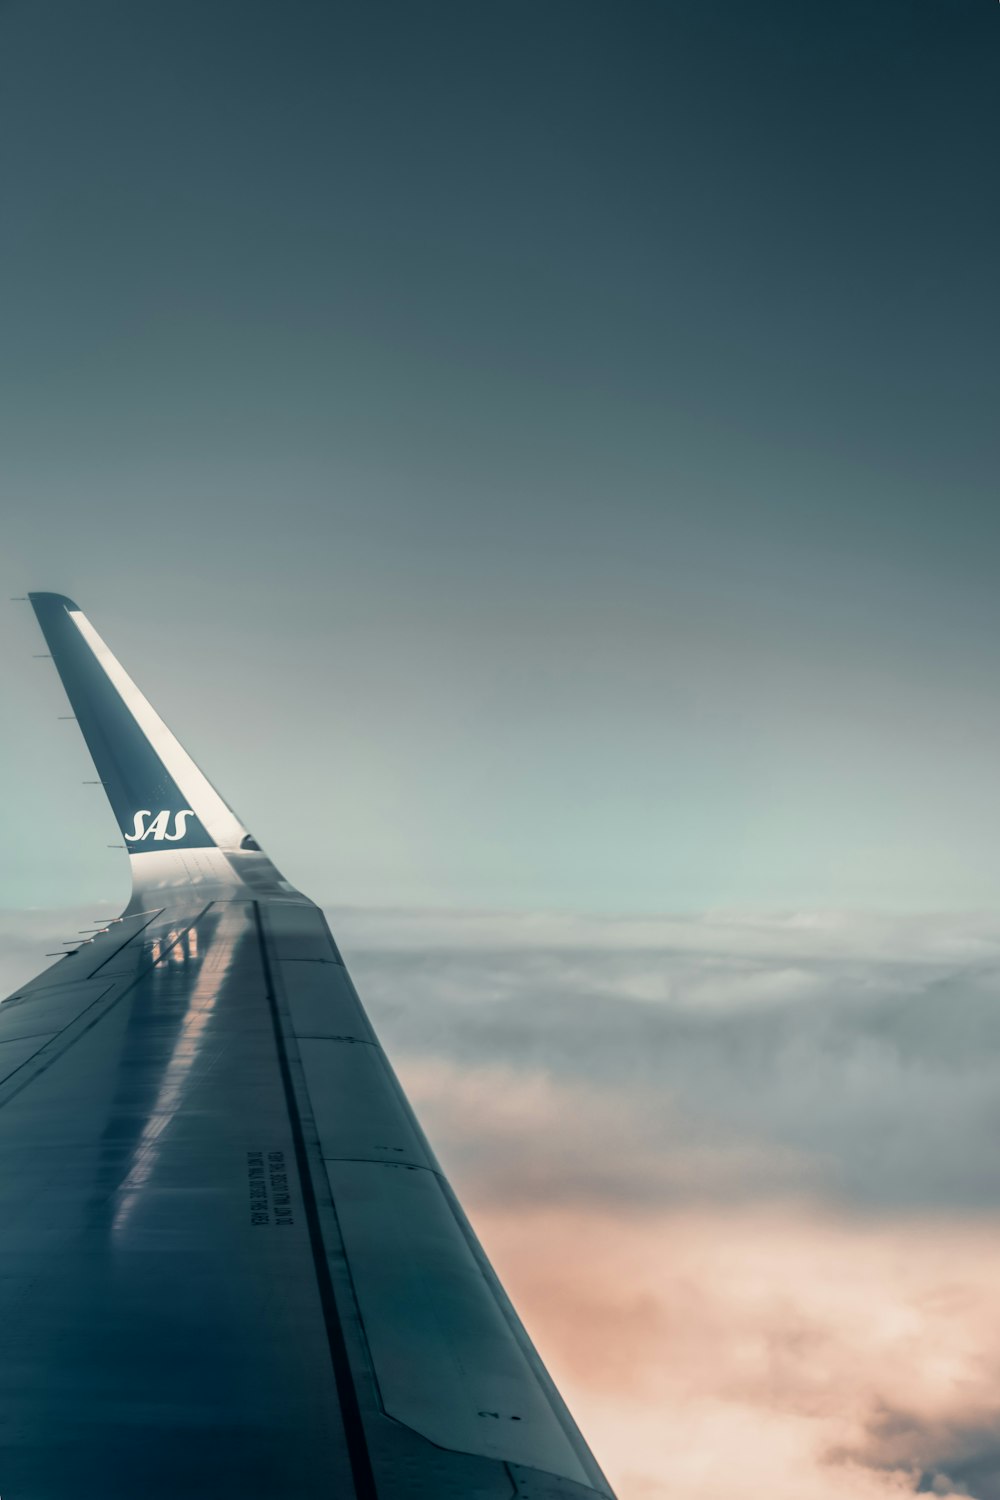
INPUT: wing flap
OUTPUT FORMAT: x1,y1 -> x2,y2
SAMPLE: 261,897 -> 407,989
298,1039 -> 439,1171
267,911 -> 611,1492
278,960 -> 377,1042
260,900 -> 344,962
328,1159 -> 593,1483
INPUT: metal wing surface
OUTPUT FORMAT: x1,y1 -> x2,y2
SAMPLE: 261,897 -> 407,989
0,593 -> 614,1500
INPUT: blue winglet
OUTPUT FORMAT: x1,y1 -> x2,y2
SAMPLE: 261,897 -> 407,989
29,593 -> 246,855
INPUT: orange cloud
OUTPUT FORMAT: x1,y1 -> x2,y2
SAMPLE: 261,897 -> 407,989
477,1203 -> 1000,1500
403,1058 -> 1000,1500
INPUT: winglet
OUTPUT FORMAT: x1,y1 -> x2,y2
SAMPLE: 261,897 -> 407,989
29,594 -> 268,883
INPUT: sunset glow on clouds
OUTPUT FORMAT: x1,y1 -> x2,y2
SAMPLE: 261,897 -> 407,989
412,1077 -> 1000,1500
346,908 -> 1000,1500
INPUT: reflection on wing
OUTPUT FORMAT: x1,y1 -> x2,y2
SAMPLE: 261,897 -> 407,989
112,914 -> 234,1241
0,594 -> 616,1500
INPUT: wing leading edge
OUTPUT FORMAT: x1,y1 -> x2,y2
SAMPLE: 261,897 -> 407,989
0,594 -> 614,1500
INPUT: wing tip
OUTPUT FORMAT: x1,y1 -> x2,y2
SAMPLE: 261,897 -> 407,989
28,592 -> 80,613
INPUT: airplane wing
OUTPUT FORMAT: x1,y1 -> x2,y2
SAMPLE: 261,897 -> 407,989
0,593 -> 614,1500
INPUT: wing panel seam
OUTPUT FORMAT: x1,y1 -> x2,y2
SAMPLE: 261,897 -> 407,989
253,900 -> 375,1500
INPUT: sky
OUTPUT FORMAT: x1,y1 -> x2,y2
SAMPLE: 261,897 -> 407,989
1,0 -> 999,914
1,2 -> 1000,1497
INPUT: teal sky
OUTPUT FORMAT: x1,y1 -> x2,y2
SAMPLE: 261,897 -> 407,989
2,0 -> 998,914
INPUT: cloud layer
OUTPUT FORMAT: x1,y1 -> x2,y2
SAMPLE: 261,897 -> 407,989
339,907 -> 1000,1498
342,907 -> 1000,1216
6,904 -> 1000,1496
469,1199 -> 1000,1500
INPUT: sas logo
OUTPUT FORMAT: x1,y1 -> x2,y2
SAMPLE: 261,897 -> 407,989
124,809 -> 196,843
